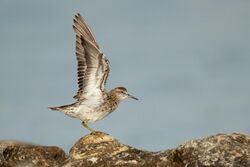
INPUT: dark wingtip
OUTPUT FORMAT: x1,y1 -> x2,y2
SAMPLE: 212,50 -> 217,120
74,13 -> 82,20
75,13 -> 80,18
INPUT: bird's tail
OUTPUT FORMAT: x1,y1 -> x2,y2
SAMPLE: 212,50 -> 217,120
48,106 -> 63,112
48,103 -> 77,112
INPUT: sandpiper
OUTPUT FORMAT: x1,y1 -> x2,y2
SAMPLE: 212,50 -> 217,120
49,13 -> 138,132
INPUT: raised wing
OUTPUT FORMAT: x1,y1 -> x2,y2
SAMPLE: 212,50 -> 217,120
72,13 -> 110,101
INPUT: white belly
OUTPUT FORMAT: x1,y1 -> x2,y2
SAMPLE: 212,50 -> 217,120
72,105 -> 110,122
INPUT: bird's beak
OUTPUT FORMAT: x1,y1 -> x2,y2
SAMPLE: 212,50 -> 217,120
128,94 -> 139,100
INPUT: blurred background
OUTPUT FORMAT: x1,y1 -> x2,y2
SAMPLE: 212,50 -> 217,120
0,1 -> 250,152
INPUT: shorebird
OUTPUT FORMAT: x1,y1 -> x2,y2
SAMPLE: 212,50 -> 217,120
49,13 -> 138,132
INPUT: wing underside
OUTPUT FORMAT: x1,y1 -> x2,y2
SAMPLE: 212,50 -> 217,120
72,14 -> 110,101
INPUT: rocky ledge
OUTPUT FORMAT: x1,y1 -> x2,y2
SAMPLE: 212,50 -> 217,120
0,132 -> 249,167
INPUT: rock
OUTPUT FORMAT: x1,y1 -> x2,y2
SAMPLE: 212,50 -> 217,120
0,132 -> 249,167
175,133 -> 250,167
0,140 -> 67,167
63,132 -> 181,167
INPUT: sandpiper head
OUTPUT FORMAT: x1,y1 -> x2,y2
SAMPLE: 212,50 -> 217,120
112,87 -> 138,101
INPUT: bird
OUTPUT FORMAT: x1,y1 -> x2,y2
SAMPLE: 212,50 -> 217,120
49,13 -> 138,132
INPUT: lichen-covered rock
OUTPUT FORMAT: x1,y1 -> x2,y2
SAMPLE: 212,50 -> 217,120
175,133 -> 250,167
0,140 -> 67,167
0,132 -> 249,167
63,132 -> 180,167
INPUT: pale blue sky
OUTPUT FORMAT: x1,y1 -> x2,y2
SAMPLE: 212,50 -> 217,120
0,1 -> 250,152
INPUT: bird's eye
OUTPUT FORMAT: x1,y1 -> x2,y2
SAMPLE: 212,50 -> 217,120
121,91 -> 124,93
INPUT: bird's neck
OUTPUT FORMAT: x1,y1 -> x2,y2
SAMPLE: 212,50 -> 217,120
106,92 -> 121,111
108,91 -> 122,103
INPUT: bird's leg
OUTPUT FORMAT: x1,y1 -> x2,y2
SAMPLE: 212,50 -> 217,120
81,121 -> 104,139
81,121 -> 96,133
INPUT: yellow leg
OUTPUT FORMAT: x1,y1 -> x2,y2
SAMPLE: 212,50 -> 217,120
81,121 -> 96,133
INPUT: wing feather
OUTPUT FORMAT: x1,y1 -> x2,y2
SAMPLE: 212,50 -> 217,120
72,14 -> 110,101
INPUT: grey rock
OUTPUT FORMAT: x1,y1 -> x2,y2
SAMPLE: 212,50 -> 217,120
0,132 -> 249,167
